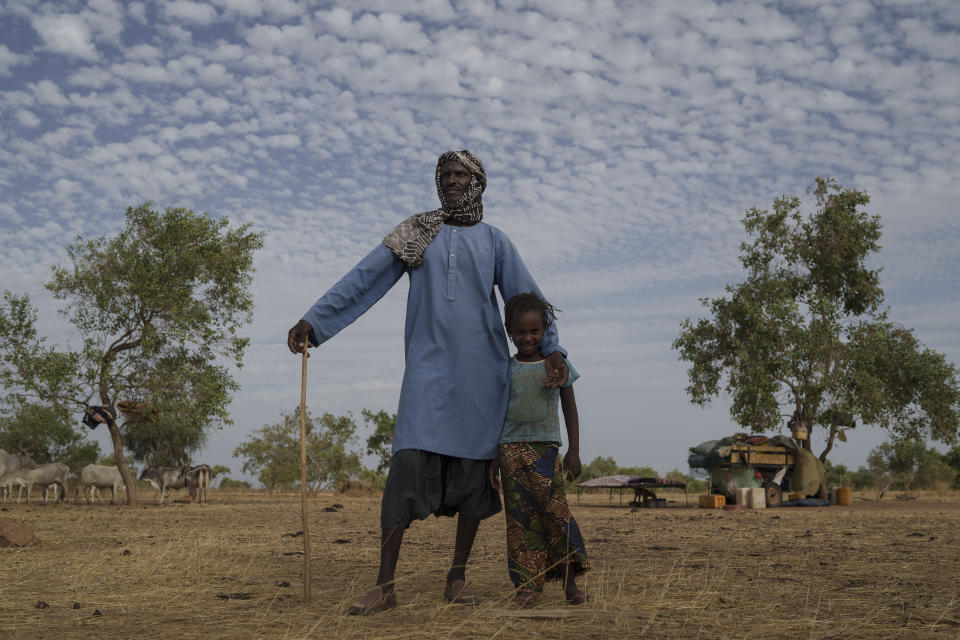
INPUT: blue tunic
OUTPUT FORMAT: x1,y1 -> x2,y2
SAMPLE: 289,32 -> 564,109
301,222 -> 563,461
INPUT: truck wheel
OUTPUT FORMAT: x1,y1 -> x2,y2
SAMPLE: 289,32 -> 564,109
763,482 -> 782,507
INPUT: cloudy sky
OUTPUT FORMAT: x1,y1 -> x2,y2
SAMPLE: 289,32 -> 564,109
1,0 -> 958,483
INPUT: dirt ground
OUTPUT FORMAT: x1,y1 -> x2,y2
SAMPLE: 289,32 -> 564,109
2,488 -> 959,640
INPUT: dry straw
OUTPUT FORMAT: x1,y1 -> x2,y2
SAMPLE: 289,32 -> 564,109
2,486 -> 960,638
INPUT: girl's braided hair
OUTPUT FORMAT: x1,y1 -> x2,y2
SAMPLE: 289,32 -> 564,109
504,292 -> 560,335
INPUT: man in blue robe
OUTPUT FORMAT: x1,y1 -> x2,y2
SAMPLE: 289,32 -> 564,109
288,150 -> 566,614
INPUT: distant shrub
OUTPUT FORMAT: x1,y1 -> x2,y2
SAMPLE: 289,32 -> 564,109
355,467 -> 387,490
219,478 -> 253,490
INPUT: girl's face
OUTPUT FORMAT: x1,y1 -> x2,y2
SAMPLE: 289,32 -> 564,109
510,310 -> 545,360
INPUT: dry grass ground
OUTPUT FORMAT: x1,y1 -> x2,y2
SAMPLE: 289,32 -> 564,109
2,488 -> 959,639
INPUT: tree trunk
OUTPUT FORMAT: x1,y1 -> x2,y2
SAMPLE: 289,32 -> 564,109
107,421 -> 138,506
819,425 -> 837,463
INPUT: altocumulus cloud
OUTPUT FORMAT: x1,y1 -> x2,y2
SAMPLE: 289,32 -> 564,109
32,13 -> 99,60
0,0 -> 957,480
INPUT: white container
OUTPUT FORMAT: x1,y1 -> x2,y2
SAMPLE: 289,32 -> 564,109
828,487 -> 838,505
737,487 -> 751,506
748,487 -> 766,509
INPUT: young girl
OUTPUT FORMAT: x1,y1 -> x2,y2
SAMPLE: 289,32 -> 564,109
490,292 -> 590,606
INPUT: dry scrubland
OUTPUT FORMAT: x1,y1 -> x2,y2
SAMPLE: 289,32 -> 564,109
2,488 -> 960,640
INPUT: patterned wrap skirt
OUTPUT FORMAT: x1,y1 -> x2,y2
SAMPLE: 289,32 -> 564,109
499,442 -> 590,590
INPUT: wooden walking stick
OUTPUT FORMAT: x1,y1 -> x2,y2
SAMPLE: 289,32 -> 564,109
299,346 -> 312,604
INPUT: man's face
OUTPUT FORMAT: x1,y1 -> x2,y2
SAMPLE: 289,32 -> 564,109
438,161 -> 472,203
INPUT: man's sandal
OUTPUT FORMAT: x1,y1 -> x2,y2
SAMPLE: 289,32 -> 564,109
566,590 -> 590,605
347,585 -> 397,615
513,589 -> 542,608
443,579 -> 480,605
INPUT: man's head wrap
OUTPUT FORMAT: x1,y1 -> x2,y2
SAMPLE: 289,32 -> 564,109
384,150 -> 486,268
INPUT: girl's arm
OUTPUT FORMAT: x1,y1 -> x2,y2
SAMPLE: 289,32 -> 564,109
560,385 -> 581,480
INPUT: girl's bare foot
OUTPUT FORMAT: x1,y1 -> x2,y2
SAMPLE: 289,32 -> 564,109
513,588 -> 542,608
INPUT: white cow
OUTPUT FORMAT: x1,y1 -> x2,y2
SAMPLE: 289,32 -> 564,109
79,464 -> 124,504
184,464 -> 211,504
0,448 -> 34,502
0,449 -> 19,502
16,462 -> 69,503
0,449 -> 18,475
0,470 -> 21,503
139,465 -> 188,505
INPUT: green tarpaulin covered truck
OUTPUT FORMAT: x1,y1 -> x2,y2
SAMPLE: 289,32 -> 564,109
688,434 -> 827,507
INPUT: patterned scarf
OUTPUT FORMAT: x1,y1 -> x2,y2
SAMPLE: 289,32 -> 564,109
82,405 -> 117,430
384,150 -> 487,268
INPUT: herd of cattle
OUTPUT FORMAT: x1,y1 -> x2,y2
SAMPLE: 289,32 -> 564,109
0,448 -> 211,505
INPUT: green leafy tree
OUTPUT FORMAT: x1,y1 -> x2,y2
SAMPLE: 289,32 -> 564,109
219,478 -> 252,490
310,412 -> 364,491
234,408 -> 363,493
0,203 -> 263,504
824,459 -> 879,490
665,467 -> 706,492
867,440 -> 955,491
122,410 -> 208,469
821,461 -> 875,491
824,460 -> 850,487
362,409 -> 396,473
580,455 -> 619,481
618,465 -> 658,478
942,446 -> 960,489
98,452 -> 137,469
578,456 -> 661,481
674,178 -> 960,462
0,401 -> 99,473
210,464 -> 230,478
233,414 -> 299,491
355,466 -> 388,490
848,466 -> 877,491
